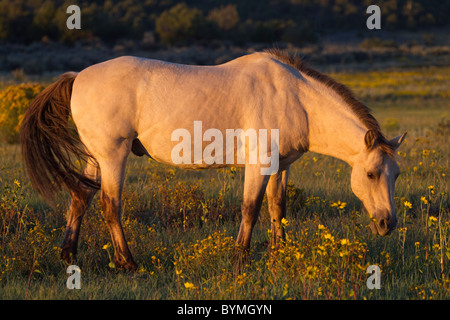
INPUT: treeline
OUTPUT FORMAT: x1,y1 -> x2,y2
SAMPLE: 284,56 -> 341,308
0,0 -> 448,45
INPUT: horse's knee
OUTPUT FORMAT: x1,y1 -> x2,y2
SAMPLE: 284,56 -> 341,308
268,196 -> 286,212
241,202 -> 260,224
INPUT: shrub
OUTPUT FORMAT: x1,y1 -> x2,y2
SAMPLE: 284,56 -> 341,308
207,4 -> 239,31
0,83 -> 43,144
155,3 -> 205,45
360,37 -> 398,49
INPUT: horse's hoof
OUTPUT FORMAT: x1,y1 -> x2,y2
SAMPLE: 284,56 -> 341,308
114,258 -> 138,272
60,245 -> 76,264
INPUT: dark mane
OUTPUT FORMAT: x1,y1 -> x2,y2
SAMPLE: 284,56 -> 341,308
265,48 -> 395,156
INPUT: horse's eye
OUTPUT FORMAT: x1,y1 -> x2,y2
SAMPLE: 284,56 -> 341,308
367,172 -> 375,179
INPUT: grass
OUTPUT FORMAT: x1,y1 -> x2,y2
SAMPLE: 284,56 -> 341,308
0,65 -> 448,300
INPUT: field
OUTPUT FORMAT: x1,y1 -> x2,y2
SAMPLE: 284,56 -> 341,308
0,63 -> 448,300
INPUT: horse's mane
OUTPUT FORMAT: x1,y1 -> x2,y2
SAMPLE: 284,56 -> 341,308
265,48 -> 395,157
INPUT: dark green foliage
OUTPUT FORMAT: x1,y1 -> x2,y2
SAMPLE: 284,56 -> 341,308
0,0 -> 447,45
155,3 -> 205,45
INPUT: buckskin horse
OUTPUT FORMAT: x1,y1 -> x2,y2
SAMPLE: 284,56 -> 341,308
20,49 -> 406,270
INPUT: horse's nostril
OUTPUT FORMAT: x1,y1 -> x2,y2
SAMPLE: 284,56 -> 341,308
379,219 -> 386,229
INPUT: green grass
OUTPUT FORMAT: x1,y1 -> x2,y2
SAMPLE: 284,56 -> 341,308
0,66 -> 448,300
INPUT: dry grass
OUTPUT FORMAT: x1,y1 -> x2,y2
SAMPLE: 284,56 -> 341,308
0,65 -> 448,300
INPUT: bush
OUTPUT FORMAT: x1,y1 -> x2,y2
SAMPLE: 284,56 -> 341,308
0,83 -> 43,144
207,4 -> 239,32
155,3 -> 205,45
360,38 -> 398,49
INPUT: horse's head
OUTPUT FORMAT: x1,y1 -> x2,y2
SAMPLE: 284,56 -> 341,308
351,130 -> 407,236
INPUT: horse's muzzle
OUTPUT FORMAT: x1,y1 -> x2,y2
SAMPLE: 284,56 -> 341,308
369,213 -> 397,236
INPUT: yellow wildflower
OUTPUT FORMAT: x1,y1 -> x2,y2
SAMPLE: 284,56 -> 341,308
403,201 -> 412,209
330,201 -> 347,209
428,216 -> 438,226
323,233 -> 334,242
184,282 -> 196,289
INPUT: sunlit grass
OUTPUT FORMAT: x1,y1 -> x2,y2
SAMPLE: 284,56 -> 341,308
0,66 -> 448,299
331,67 -> 450,100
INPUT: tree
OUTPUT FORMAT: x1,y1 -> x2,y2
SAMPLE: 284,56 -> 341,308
155,3 -> 205,45
207,4 -> 239,31
32,0 -> 57,39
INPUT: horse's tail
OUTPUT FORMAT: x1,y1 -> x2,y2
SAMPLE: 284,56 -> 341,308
20,72 -> 100,206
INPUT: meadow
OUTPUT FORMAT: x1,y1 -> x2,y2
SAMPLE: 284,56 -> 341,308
0,64 -> 448,300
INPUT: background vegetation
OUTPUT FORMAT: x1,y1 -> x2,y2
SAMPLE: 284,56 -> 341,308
0,0 -> 448,45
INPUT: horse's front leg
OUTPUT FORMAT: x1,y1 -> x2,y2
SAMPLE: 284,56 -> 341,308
236,165 -> 271,250
266,167 -> 289,249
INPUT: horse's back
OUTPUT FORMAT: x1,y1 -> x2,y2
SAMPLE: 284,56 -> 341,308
70,53 -> 308,165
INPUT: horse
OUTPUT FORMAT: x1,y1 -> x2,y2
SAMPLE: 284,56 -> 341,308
20,49 -> 407,271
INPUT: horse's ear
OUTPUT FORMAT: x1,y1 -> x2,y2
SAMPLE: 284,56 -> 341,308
390,131 -> 407,150
364,130 -> 377,149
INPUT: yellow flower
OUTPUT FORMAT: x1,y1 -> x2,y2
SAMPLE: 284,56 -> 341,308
340,239 -> 350,245
281,218 -> 289,227
323,233 -> 334,242
403,201 -> 412,209
175,269 -> 182,275
184,282 -> 196,289
420,196 -> 428,204
13,179 -> 20,188
330,201 -> 347,209
428,185 -> 435,194
102,243 -> 111,250
318,224 -> 326,230
428,216 -> 438,226
414,242 -> 420,247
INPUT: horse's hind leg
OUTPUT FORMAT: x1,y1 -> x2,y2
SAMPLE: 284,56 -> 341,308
98,146 -> 137,271
266,167 -> 289,249
61,160 -> 100,263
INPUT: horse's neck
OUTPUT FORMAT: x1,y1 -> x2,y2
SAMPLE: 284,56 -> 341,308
301,80 -> 366,167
